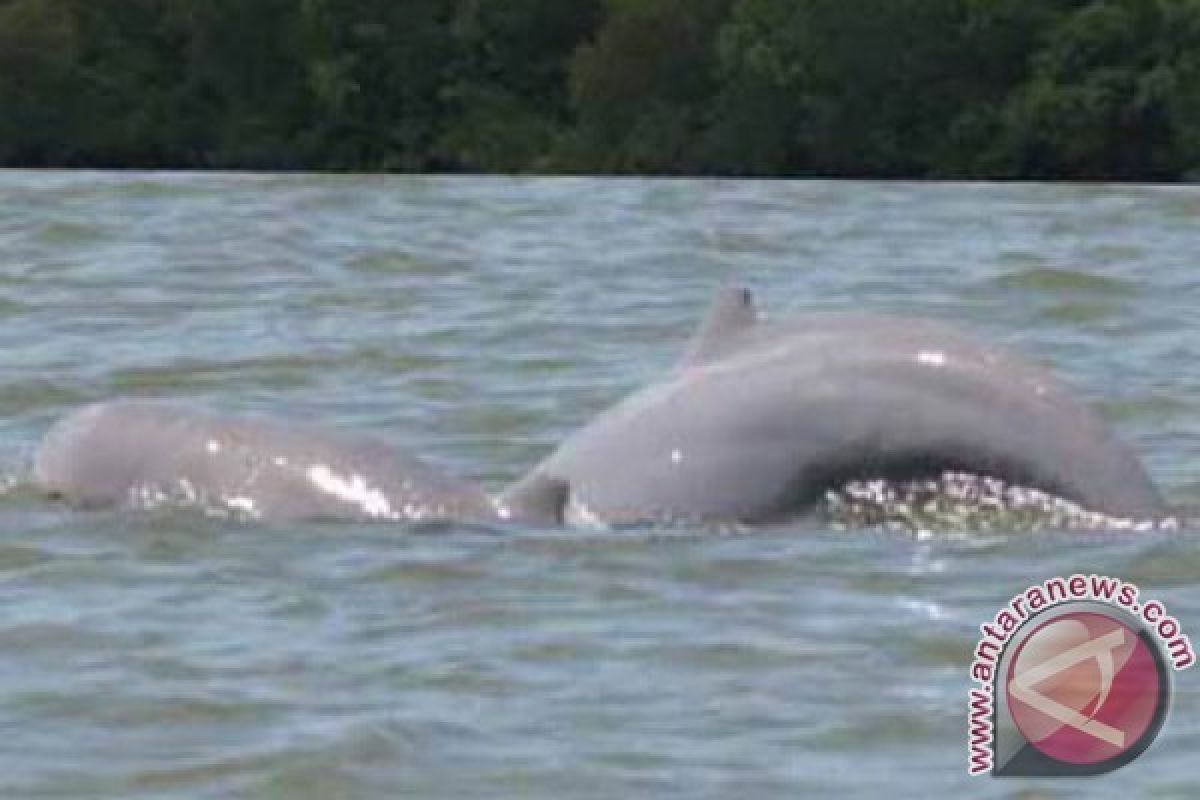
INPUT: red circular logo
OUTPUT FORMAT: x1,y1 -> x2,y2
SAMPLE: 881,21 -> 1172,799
1006,611 -> 1164,766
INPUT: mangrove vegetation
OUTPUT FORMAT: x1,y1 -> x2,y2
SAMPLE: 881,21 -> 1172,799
2,0 -> 1199,178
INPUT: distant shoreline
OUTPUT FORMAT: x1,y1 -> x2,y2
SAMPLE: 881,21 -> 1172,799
3,1 -> 1197,181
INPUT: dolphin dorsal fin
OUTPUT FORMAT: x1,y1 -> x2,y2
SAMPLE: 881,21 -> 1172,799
678,286 -> 758,367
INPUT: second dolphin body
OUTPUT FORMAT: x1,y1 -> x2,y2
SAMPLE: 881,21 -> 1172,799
34,400 -> 503,522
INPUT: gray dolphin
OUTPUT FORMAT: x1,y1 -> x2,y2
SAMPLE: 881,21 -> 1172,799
34,400 -> 503,523
501,287 -> 1165,525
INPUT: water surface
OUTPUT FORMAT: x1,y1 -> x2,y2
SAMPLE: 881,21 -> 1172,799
1,172 -> 1198,797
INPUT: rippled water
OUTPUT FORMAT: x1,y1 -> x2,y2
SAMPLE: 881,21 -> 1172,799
1,172 -> 1199,797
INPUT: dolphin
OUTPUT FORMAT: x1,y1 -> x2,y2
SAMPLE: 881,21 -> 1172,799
34,400 -> 503,523
500,287 -> 1166,526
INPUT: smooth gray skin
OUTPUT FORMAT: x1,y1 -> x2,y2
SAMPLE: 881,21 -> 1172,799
501,287 -> 1166,525
34,400 -> 501,522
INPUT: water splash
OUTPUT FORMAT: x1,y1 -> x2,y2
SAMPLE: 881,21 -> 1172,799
125,480 -> 263,522
821,471 -> 1178,536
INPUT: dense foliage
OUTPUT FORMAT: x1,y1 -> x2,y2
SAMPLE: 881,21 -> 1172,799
2,0 -> 1198,178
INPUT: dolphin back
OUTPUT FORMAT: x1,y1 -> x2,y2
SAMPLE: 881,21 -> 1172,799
34,400 -> 499,522
502,290 -> 1165,526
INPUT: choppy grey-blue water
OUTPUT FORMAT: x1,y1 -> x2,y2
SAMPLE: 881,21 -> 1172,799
1,172 -> 1198,797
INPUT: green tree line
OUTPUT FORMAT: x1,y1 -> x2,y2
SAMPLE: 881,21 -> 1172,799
2,0 -> 1198,178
